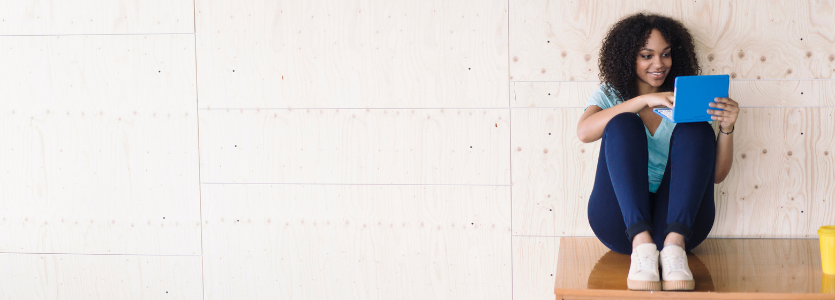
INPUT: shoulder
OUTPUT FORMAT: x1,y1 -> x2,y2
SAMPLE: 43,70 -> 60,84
587,83 -> 623,109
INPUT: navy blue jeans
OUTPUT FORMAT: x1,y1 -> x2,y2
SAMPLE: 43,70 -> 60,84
588,113 -> 716,254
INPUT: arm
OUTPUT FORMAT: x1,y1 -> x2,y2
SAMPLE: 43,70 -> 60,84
714,128 -> 733,183
709,97 -> 740,184
577,92 -> 675,143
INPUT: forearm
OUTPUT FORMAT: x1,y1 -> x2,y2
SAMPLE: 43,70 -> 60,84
714,127 -> 734,183
577,96 -> 648,143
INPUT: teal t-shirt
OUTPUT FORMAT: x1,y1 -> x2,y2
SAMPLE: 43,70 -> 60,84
584,84 -> 673,193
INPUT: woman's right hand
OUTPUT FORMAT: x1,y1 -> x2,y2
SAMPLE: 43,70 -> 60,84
641,92 -> 675,109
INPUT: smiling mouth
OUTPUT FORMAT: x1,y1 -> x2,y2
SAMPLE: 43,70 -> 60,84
648,71 -> 666,78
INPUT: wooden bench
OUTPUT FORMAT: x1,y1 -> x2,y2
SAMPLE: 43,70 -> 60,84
554,237 -> 835,299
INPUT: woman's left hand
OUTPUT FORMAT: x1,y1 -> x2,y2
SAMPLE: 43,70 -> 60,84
707,97 -> 739,131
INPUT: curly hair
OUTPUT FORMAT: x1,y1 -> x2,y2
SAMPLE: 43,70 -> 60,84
598,13 -> 700,101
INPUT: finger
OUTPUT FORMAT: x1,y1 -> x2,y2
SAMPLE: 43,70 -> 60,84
710,102 -> 740,113
707,109 -> 726,116
723,99 -> 740,109
708,102 -> 728,109
719,100 -> 739,108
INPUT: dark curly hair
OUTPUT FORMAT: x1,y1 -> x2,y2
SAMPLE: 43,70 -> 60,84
598,13 -> 700,101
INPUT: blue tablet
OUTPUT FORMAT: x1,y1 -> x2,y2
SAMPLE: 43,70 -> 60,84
653,74 -> 729,123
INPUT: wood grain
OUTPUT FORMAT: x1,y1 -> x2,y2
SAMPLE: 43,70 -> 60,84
201,184 -> 511,300
553,237 -> 831,298
810,109 -> 835,234
199,108 -> 510,184
194,0 -> 508,109
0,36 -> 200,255
511,80 -> 835,108
718,108 -> 831,238
512,236 -> 561,300
0,253 -> 201,300
0,0 -> 193,35
511,108 -> 599,236
510,0 -> 835,81
511,82 -> 599,108
554,237 -> 610,290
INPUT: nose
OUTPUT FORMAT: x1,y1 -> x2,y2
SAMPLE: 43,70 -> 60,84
653,56 -> 664,67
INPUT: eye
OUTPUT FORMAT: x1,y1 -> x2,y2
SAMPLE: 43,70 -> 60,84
661,52 -> 671,57
642,55 -> 652,59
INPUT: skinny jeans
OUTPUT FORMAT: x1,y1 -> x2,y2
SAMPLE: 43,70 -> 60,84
588,113 -> 716,254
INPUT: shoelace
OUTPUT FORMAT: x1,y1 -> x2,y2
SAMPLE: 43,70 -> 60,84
663,254 -> 686,272
636,253 -> 658,271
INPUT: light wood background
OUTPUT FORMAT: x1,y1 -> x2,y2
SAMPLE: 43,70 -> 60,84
2,0 -> 833,299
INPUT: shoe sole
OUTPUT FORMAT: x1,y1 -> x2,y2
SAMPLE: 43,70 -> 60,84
627,279 -> 661,291
662,280 -> 695,291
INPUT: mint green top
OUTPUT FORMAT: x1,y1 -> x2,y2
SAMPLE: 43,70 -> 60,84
584,84 -> 674,193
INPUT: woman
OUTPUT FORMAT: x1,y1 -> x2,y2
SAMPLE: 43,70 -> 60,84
577,13 -> 739,291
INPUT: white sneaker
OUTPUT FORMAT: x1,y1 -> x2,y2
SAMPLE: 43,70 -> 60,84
627,243 -> 661,290
660,245 -> 695,290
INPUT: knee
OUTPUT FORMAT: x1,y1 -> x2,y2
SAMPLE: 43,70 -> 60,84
604,113 -> 643,136
672,122 -> 715,144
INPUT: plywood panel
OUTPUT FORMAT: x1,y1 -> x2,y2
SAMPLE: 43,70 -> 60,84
719,108 -> 802,237
0,1 -> 193,35
512,236 -> 560,300
511,80 -> 835,108
0,36 -> 200,255
199,108 -> 510,184
201,184 -> 511,300
194,0 -> 508,109
511,108 -> 598,236
509,0 -> 835,81
716,108 -> 835,238
0,254 -> 201,300
511,81 -> 598,108
810,108 -> 835,234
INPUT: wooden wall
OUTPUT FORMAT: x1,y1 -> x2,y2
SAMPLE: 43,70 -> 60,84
0,1 -> 201,298
2,0 -> 833,299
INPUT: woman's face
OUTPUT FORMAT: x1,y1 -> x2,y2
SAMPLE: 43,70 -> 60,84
635,29 -> 672,93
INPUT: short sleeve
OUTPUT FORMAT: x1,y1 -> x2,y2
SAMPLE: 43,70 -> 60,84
584,85 -> 617,112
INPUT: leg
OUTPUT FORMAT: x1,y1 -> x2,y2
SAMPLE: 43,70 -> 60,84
652,160 -> 716,251
664,122 -> 716,244
653,122 -> 716,291
588,113 -> 652,254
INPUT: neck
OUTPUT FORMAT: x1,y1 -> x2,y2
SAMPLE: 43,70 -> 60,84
637,81 -> 659,96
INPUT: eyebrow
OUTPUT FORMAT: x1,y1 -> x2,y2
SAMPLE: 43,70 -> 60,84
641,46 -> 672,52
